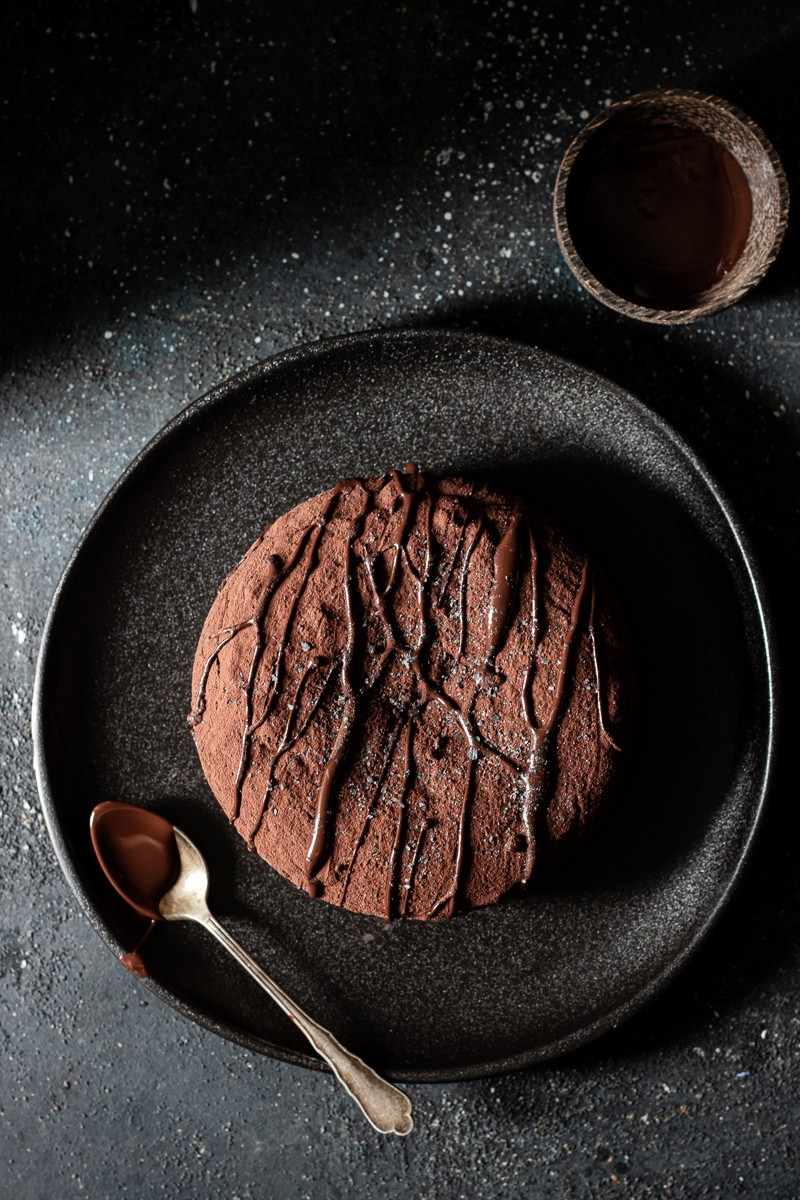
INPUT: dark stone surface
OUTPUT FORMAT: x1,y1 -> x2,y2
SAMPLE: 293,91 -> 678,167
2,0 -> 798,1196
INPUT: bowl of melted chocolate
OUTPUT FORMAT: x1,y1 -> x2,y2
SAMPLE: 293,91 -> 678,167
554,89 -> 788,323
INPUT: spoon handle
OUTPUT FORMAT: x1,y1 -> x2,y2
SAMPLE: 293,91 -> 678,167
199,913 -> 413,1136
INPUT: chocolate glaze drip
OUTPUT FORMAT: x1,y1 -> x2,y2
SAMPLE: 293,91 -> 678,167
398,817 -> 430,917
369,478 -> 494,918
230,554 -> 284,822
305,515 -> 365,893
256,522 -> 327,721
519,529 -> 542,885
232,493 -> 345,823
247,656 -> 337,846
191,468 -> 625,919
434,750 -> 477,920
457,515 -> 483,657
189,486 -> 345,824
520,555 -> 590,886
435,484 -> 474,608
339,715 -> 404,906
189,621 -> 252,728
588,573 -> 623,753
302,476 -> 424,890
382,466 -> 420,594
486,504 -> 524,664
119,920 -> 157,978
384,718 -> 415,920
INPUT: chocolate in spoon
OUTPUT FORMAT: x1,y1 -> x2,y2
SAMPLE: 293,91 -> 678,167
89,801 -> 413,1136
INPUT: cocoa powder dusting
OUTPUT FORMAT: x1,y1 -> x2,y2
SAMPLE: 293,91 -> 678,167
189,468 -> 633,920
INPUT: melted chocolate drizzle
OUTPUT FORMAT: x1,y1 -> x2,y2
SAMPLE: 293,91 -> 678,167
486,503 -> 523,664
519,548 -> 591,886
384,717 -> 415,920
434,484 -> 474,608
192,468 -> 622,918
119,920 -> 157,978
339,715 -> 405,907
190,484 -> 346,824
305,521 -> 363,894
588,573 -> 623,753
398,817 -> 430,917
247,656 -> 336,846
457,514 -> 483,657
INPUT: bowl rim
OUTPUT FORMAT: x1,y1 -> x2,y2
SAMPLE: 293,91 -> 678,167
553,87 -> 790,325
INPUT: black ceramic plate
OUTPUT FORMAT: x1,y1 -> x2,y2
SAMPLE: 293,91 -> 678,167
33,329 -> 775,1083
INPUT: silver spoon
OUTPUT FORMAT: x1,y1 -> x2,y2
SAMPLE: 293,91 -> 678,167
90,803 -> 413,1136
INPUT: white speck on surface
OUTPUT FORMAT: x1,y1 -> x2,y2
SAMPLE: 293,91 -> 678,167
10,621 -> 26,645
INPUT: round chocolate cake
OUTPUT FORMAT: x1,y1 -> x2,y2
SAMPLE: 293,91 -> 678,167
189,466 -> 632,920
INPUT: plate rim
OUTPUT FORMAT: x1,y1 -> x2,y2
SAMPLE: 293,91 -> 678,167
31,326 -> 778,1083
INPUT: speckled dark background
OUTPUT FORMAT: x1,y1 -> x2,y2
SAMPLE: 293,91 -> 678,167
2,1 -> 799,1197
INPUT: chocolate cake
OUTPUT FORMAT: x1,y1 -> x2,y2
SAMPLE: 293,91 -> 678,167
189,465 -> 632,920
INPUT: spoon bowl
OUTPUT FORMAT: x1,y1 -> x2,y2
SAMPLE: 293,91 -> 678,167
89,800 -> 179,921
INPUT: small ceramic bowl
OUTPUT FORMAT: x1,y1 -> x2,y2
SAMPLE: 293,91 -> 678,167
554,89 -> 789,324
